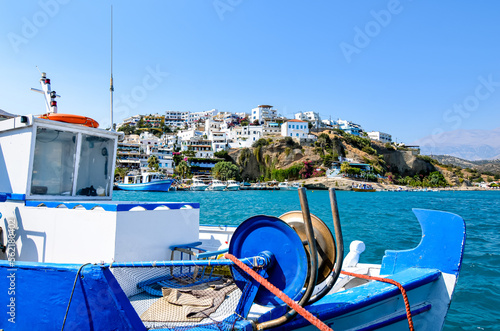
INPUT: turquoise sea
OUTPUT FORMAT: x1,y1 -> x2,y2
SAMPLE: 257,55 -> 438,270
113,190 -> 500,330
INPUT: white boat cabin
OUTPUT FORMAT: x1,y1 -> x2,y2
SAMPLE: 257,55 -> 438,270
0,115 -> 199,264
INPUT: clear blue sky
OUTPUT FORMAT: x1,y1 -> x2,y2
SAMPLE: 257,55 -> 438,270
1,0 -> 499,143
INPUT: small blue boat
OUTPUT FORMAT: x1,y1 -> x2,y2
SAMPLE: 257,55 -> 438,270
115,172 -> 174,191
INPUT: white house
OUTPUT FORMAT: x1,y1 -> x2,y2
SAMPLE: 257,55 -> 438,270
338,119 -> 363,136
139,131 -> 161,147
367,131 -> 392,144
164,110 -> 188,128
186,109 -> 218,125
178,127 -> 203,141
118,114 -> 142,129
281,119 -> 309,139
181,137 -> 214,158
251,105 -> 277,124
208,131 -> 228,153
295,111 -> 321,122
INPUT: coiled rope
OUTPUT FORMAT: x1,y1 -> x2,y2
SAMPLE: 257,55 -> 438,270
224,253 -> 332,331
341,270 -> 414,331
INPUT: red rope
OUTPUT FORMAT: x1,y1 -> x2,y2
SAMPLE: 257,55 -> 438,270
224,253 -> 332,331
340,271 -> 414,331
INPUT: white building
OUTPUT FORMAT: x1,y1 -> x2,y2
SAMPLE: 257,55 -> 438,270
321,119 -> 338,127
262,122 -> 281,136
295,111 -> 321,123
178,128 -> 203,141
118,114 -> 142,129
367,131 -> 392,144
139,132 -> 161,148
338,119 -> 363,136
164,110 -> 188,128
186,109 -> 218,125
281,119 -> 309,138
181,137 -> 214,158
204,118 -> 223,134
208,131 -> 228,153
251,105 -> 277,124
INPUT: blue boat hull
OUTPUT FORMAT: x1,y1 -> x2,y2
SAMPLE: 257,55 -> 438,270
115,180 -> 173,192
0,209 -> 466,331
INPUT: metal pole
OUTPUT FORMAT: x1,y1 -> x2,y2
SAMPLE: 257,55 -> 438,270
257,188 -> 319,329
308,187 -> 344,304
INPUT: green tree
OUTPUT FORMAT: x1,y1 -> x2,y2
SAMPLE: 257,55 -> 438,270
212,161 -> 240,181
175,161 -> 191,179
316,133 -> 331,150
114,167 -> 129,181
147,155 -> 159,171
214,150 -> 233,163
117,124 -> 136,135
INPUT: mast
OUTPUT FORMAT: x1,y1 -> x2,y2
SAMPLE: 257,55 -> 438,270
109,5 -> 114,131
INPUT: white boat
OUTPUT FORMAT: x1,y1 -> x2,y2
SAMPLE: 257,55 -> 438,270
278,180 -> 291,190
289,182 -> 302,190
190,177 -> 209,191
207,179 -> 226,191
226,180 -> 240,191
115,171 -> 173,191
0,73 -> 466,331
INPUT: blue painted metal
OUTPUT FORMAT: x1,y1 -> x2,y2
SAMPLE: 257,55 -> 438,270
115,179 -> 173,192
0,261 -> 145,330
25,200 -> 200,211
355,303 -> 432,331
254,267 -> 441,330
229,215 -> 308,307
380,209 -> 466,276
103,256 -> 267,268
234,266 -> 270,318
0,192 -> 26,201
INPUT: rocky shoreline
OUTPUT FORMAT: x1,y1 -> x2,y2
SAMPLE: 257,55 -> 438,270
296,176 -> 494,191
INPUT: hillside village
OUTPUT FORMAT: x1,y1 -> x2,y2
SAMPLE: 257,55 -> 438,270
114,105 -> 499,190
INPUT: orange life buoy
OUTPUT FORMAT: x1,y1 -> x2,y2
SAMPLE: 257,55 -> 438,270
39,113 -> 99,128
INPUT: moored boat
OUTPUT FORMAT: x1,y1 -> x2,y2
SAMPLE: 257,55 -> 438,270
0,73 -> 466,331
226,180 -> 240,191
115,171 -> 174,192
191,177 -> 209,191
206,179 -> 227,191
352,182 -> 376,192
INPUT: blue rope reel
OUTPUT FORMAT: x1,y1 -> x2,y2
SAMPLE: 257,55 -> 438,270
229,215 -> 308,307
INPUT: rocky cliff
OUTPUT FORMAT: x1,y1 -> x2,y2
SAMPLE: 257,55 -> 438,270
227,132 -> 439,181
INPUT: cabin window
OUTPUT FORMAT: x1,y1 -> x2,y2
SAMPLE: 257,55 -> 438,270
75,134 -> 114,197
31,128 -> 77,195
30,127 -> 115,198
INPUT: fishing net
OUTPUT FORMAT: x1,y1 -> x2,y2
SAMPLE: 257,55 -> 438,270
111,263 -> 246,331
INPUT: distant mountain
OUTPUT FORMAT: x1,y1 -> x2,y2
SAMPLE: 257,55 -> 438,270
431,155 -> 500,174
412,127 -> 500,161
431,155 -> 477,169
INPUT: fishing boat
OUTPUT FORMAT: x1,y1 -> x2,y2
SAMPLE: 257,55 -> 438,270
0,74 -> 466,331
352,183 -> 377,192
226,180 -> 240,191
115,171 -> 174,192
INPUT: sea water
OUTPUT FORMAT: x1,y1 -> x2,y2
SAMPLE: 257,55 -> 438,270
113,190 -> 500,330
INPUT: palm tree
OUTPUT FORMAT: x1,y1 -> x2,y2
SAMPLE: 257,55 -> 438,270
175,161 -> 190,179
148,155 -> 160,171
114,167 -> 129,182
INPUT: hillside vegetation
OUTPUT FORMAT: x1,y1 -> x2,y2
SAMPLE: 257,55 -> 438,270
227,130 -> 454,187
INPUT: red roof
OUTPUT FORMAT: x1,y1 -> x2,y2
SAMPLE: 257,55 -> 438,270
287,119 -> 307,123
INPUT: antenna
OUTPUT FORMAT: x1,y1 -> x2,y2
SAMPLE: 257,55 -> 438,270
31,69 -> 60,114
109,5 -> 114,131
